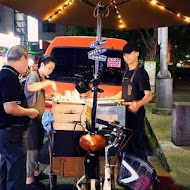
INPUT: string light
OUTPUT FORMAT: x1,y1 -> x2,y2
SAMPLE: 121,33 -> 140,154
112,0 -> 127,29
46,0 -> 189,28
150,0 -> 157,6
149,0 -> 190,23
158,5 -> 165,10
113,0 -> 189,30
184,17 -> 190,23
46,0 -> 74,22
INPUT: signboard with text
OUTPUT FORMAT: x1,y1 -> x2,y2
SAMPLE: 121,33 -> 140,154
107,57 -> 121,68
88,54 -> 107,62
88,48 -> 107,56
90,39 -> 106,48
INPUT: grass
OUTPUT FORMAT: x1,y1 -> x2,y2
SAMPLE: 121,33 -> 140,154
145,81 -> 190,189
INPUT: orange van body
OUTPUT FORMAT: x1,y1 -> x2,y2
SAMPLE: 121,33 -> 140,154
45,36 -> 127,97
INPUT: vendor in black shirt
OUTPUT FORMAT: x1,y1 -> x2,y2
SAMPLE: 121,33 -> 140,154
113,42 -> 152,161
0,45 -> 39,190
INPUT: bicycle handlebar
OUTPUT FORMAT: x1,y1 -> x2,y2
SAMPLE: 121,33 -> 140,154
96,118 -> 126,130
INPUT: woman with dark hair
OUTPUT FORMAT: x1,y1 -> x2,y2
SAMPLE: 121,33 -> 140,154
24,55 -> 56,188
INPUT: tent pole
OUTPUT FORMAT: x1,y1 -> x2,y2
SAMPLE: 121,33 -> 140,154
91,3 -> 103,133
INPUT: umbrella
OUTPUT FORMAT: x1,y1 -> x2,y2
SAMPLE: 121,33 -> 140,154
0,0 -> 190,30
1,0 -> 190,76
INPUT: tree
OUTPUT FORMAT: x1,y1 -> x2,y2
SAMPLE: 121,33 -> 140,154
137,28 -> 158,60
169,26 -> 190,66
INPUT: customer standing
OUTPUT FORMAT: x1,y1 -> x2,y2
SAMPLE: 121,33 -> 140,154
24,56 -> 56,187
0,45 -> 39,190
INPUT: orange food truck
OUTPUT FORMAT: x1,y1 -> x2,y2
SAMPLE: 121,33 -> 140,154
44,36 -> 128,183
45,36 -> 127,97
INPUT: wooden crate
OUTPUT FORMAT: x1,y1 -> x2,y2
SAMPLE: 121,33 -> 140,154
52,101 -> 87,130
52,156 -> 118,178
52,157 -> 85,177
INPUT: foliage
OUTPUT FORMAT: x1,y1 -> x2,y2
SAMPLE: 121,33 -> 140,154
169,26 -> 190,66
102,28 -> 159,61
137,28 -> 159,60
68,25 -> 190,71
66,26 -> 97,36
173,67 -> 190,80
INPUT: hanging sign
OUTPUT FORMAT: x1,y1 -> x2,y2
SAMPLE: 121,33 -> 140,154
88,54 -> 107,62
88,48 -> 107,56
90,39 -> 106,48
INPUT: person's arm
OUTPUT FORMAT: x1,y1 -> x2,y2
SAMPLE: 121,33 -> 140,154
45,92 -> 63,100
138,90 -> 153,107
27,80 -> 57,92
4,102 -> 39,119
2,76 -> 39,119
128,90 -> 152,113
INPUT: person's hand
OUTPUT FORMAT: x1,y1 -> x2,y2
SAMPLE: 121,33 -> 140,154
128,101 -> 140,113
51,81 -> 57,92
46,92 -> 62,100
49,81 -> 57,92
46,80 -> 57,92
114,98 -> 124,103
45,93 -> 53,100
52,92 -> 62,97
28,108 -> 39,119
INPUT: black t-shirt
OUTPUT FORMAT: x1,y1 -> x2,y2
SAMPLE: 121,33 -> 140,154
122,66 -> 151,101
0,65 -> 30,128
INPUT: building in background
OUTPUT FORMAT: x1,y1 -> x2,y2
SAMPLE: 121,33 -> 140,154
0,5 -> 14,34
0,4 -> 75,52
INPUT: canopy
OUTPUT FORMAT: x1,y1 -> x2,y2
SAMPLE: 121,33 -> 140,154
0,0 -> 190,30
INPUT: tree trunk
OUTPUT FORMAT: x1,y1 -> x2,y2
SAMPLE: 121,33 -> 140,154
138,28 -> 158,60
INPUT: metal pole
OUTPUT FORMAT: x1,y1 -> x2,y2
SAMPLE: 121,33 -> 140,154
158,27 -> 170,77
91,3 -> 102,133
94,4 -> 102,79
154,27 -> 173,115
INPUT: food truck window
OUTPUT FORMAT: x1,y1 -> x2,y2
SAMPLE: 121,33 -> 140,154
49,47 -> 125,85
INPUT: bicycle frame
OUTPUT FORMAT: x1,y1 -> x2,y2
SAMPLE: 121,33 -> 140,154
76,119 -> 133,190
103,123 -> 129,190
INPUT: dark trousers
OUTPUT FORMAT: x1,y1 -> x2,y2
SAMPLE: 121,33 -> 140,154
27,118 -> 44,150
0,129 -> 26,190
124,108 -> 147,161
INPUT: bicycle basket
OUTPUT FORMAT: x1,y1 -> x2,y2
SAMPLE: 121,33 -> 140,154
117,152 -> 156,190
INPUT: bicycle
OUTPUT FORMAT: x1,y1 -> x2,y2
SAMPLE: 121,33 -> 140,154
76,118 -> 133,190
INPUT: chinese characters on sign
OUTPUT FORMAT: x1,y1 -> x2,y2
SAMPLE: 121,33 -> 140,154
107,57 -> 121,68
